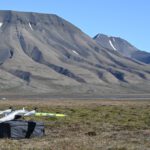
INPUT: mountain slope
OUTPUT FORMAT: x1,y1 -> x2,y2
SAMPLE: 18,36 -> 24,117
1,11 -> 150,96
93,34 -> 150,64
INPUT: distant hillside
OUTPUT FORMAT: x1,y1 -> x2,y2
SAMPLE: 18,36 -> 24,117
94,34 -> 150,64
0,11 -> 150,96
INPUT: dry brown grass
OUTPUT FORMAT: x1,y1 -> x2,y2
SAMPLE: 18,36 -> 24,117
0,99 -> 150,150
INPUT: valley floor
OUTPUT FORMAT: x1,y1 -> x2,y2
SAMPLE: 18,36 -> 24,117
0,99 -> 150,150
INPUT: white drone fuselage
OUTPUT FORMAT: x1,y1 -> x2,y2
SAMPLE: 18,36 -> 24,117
0,108 -> 35,123
0,108 -> 66,123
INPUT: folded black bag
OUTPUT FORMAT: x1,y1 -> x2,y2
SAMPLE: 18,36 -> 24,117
0,120 -> 45,139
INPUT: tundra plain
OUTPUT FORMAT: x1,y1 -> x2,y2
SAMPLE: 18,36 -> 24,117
0,99 -> 150,150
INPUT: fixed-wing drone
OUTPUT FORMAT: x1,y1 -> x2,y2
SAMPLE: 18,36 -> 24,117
0,107 -> 12,116
0,107 -> 66,123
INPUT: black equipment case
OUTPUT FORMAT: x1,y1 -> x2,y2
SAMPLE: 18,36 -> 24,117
0,120 -> 45,138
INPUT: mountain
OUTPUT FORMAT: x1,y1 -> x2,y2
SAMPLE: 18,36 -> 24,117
1,10 -> 150,97
93,34 -> 150,64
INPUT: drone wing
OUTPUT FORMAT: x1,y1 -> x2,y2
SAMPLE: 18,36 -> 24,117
0,109 -> 12,116
24,110 -> 36,116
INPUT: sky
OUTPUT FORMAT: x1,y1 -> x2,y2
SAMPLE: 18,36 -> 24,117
0,0 -> 150,52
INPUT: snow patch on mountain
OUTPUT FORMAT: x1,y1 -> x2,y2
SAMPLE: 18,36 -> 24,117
109,40 -> 117,51
72,50 -> 79,55
29,22 -> 33,30
0,22 -> 3,28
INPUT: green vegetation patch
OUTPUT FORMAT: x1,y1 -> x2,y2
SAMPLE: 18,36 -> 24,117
1,100 -> 150,150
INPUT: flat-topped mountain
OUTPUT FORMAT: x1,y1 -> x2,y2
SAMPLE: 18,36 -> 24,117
0,10 -> 150,96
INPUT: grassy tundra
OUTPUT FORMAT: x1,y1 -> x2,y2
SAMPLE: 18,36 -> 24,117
0,99 -> 150,150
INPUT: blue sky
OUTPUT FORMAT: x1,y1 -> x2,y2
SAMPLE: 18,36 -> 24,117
0,0 -> 150,51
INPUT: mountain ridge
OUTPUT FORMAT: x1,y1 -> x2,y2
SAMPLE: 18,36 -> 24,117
93,33 -> 150,64
0,10 -> 150,96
